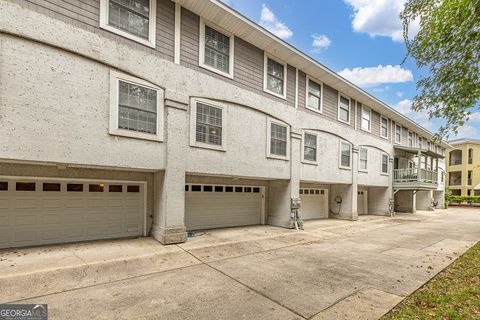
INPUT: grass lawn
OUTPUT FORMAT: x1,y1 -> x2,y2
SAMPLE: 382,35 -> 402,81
383,242 -> 480,320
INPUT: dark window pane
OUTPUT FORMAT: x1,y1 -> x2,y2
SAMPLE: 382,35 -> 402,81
204,185 -> 213,192
16,182 -> 36,191
214,186 -> 224,192
0,182 -> 8,191
89,184 -> 104,192
225,186 -> 233,192
185,185 -> 189,192
127,185 -> 140,193
299,189 -> 303,194
244,187 -> 252,193
43,183 -> 61,192
253,187 -> 260,193
67,184 -> 83,192
191,185 -> 201,192
235,187 -> 243,192
109,185 -> 123,192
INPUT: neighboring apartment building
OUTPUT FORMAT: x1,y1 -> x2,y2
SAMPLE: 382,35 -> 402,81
446,139 -> 480,196
0,0 -> 449,249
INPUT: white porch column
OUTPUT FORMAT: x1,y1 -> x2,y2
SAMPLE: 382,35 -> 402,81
151,91 -> 189,244
331,145 -> 358,221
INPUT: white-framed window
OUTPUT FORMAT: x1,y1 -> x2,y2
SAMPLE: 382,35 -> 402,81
190,99 -> 227,151
418,136 -> 423,149
361,106 -> 371,132
339,141 -> 352,169
394,123 -> 401,144
338,95 -> 350,124
199,19 -> 234,78
100,0 -> 156,47
408,131 -> 413,147
264,54 -> 287,99
380,116 -> 388,139
427,141 -> 431,151
381,153 -> 389,175
359,147 -> 368,172
306,76 -> 322,112
302,131 -> 318,163
109,71 -> 164,141
267,119 -> 289,160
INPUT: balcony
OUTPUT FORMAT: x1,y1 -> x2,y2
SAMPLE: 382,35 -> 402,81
393,168 -> 439,190
449,159 -> 462,165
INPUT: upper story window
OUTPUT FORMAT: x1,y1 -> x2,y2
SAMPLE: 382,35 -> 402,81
199,20 -> 234,78
380,117 -> 388,139
264,55 -> 287,99
190,99 -> 227,151
339,141 -> 352,169
381,153 -> 389,175
395,124 -> 401,143
338,95 -> 350,124
408,131 -> 413,147
267,119 -> 289,160
361,106 -> 371,132
109,71 -> 164,141
418,137 -> 423,149
303,132 -> 318,162
306,77 -> 322,112
359,147 -> 368,171
100,0 -> 156,47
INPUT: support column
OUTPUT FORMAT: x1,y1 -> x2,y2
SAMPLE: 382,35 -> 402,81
331,145 -> 358,221
151,91 -> 189,244
388,157 -> 394,215
417,150 -> 422,182
412,191 -> 417,213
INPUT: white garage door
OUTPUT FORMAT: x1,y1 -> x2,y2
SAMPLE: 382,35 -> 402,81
357,190 -> 368,215
0,178 -> 145,249
185,184 -> 264,231
299,188 -> 329,219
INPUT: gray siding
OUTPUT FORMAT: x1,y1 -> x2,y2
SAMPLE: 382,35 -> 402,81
321,85 -> 354,127
20,0 -> 175,61
286,65 -> 296,107
371,111 -> 380,137
234,37 -> 265,96
298,71 -> 306,109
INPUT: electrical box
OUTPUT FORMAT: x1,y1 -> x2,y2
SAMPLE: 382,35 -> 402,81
291,198 -> 302,210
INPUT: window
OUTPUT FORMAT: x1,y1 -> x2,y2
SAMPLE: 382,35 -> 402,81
89,184 -> 105,192
264,55 -> 286,98
0,182 -> 7,191
109,185 -> 123,192
199,21 -> 234,77
380,117 -> 388,138
67,184 -> 83,192
340,141 -> 351,169
395,124 -> 401,143
381,153 -> 389,175
408,131 -> 413,147
338,95 -> 350,123
270,123 -> 288,157
359,147 -> 368,171
418,137 -> 423,149
43,183 -> 61,192
361,106 -> 371,131
100,0 -> 156,47
16,182 -> 36,191
127,185 -> 140,192
109,71 -> 164,141
303,132 -> 317,162
306,77 -> 322,112
190,99 -> 227,151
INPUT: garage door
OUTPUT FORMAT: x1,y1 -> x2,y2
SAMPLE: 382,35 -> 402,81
357,190 -> 368,215
299,188 -> 329,219
185,184 -> 263,230
0,178 -> 145,249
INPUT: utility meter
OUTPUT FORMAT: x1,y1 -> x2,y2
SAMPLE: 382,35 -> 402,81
291,198 -> 302,210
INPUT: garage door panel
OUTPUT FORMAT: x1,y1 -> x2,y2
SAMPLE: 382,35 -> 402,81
0,178 -> 145,248
300,189 -> 328,220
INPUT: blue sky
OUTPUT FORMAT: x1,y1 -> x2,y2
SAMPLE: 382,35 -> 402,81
222,0 -> 479,140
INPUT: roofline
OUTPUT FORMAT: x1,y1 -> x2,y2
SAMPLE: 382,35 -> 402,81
182,0 -> 449,146
448,138 -> 480,145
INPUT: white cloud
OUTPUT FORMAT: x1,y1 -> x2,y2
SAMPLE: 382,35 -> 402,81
344,0 -> 419,42
452,125 -> 479,139
468,112 -> 480,122
338,65 -> 413,87
393,99 -> 433,130
259,4 -> 293,40
395,91 -> 404,98
311,34 -> 331,52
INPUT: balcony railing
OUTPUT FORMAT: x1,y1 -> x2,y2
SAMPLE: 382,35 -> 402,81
393,168 -> 439,188
469,158 -> 473,164
450,179 -> 462,186
449,159 -> 462,165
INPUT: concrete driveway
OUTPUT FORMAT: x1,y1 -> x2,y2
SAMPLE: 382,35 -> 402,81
1,208 -> 479,320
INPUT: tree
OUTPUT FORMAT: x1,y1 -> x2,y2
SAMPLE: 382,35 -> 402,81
401,0 -> 480,138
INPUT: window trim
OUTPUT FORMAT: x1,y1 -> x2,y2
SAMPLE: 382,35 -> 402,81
408,130 -> 414,147
380,116 -> 388,139
301,130 -> 318,165
109,71 -> 164,142
394,123 -> 402,144
266,118 -> 290,160
337,94 -> 351,124
381,153 -> 390,175
339,140 -> 352,170
361,105 -> 371,132
305,75 -> 323,114
359,147 -> 368,172
99,0 -> 156,48
189,98 -> 227,152
263,53 -> 287,99
198,18 -> 235,79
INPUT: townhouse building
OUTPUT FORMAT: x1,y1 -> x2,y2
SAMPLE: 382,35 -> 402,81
446,139 -> 480,196
0,0 -> 449,249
